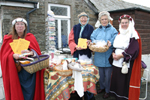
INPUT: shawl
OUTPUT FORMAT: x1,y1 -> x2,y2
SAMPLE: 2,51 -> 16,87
0,33 -> 45,100
68,28 -> 76,55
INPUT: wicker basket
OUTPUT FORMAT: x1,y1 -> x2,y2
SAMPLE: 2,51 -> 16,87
21,49 -> 49,74
53,65 -> 72,77
89,43 -> 109,52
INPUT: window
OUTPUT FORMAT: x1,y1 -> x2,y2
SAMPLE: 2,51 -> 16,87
48,4 -> 70,49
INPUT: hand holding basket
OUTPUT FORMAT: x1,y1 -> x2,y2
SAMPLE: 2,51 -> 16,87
20,49 -> 49,74
89,42 -> 109,52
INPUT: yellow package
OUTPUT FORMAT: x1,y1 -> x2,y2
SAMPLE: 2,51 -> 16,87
15,39 -> 30,54
9,39 -> 19,53
9,38 -> 30,54
78,38 -> 87,49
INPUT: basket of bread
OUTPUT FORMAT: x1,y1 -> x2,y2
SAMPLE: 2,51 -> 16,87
53,58 -> 84,77
89,40 -> 109,52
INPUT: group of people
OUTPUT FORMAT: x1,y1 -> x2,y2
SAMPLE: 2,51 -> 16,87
69,11 -> 141,100
0,11 -> 141,100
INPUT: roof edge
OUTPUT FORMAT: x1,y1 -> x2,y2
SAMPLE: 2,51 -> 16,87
108,7 -> 150,13
3,0 -> 38,4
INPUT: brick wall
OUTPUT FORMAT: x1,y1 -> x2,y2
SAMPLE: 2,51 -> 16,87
135,10 -> 150,54
1,0 -> 97,51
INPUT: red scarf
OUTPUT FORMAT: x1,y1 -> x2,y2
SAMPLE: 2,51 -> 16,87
0,33 -> 45,100
128,31 -> 142,100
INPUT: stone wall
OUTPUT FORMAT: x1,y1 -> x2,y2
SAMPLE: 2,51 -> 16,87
1,0 -> 97,51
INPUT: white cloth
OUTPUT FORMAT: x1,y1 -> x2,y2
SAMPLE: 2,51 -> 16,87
113,32 -> 130,50
119,20 -> 139,40
79,54 -> 92,60
113,32 -> 130,68
112,20 -> 138,68
72,69 -> 84,97
112,49 -> 130,68
62,60 -> 68,70
12,18 -> 28,26
113,49 -> 124,68
71,54 -> 92,97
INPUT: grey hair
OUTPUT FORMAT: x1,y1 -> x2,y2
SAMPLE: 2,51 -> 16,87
98,11 -> 113,21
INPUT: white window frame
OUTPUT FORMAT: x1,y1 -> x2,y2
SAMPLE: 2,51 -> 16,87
0,19 -> 2,43
0,1 -> 39,9
48,4 -> 70,49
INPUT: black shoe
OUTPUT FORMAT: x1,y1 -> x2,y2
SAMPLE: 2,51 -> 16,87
97,89 -> 105,94
103,92 -> 110,99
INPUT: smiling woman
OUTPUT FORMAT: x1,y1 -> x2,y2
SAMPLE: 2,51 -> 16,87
120,19 -> 129,29
100,15 -> 109,27
0,17 -> 45,100
90,11 -> 118,99
15,22 -> 26,37
110,14 -> 142,100
68,12 -> 95,100
79,16 -> 88,26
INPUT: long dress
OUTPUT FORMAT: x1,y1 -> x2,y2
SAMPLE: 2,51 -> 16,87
110,38 -> 140,100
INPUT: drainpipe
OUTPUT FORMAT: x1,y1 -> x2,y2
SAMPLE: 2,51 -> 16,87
26,3 -> 38,33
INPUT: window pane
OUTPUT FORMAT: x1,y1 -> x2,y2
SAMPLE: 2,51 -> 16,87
51,6 -> 67,16
61,20 -> 68,48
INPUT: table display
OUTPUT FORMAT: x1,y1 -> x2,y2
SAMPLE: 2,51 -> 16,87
44,64 -> 99,100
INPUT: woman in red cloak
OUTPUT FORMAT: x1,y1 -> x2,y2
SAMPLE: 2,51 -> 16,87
0,18 -> 45,100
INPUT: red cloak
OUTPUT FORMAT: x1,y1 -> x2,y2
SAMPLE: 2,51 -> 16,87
128,31 -> 142,100
0,33 -> 45,100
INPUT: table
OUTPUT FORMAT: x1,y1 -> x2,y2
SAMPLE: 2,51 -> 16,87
44,64 -> 99,100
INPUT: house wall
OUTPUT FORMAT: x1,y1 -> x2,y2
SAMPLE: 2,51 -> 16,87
1,0 -> 97,51
1,2 -> 46,51
134,10 -> 150,54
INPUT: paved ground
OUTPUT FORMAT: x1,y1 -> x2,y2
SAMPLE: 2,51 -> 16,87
0,78 -> 5,100
94,81 -> 150,100
0,77 -> 149,100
